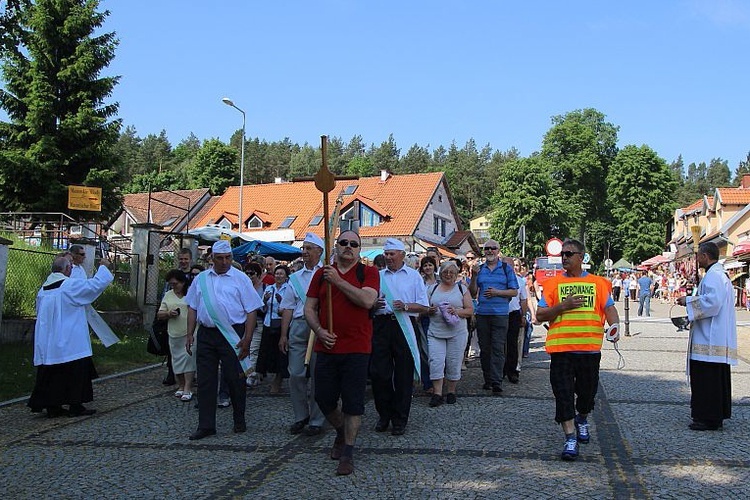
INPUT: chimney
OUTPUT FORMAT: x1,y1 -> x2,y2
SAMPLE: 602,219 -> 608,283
380,170 -> 390,182
742,174 -> 750,189
274,177 -> 283,184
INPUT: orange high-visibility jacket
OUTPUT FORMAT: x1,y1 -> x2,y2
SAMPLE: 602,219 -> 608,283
543,273 -> 612,353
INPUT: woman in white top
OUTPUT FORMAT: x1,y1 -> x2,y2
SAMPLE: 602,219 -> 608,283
158,269 -> 195,401
256,264 -> 290,394
243,261 -> 266,386
425,261 -> 474,407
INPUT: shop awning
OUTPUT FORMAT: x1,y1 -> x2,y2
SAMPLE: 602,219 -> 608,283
732,240 -> 750,257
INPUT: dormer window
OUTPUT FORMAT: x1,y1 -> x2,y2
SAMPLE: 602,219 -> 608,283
247,215 -> 263,229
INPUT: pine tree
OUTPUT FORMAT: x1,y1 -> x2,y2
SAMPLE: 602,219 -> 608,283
0,0 -> 121,216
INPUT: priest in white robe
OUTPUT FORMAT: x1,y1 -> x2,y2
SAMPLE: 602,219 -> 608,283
677,242 -> 737,431
28,256 -> 113,418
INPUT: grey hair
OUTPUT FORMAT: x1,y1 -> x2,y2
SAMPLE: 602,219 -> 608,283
51,257 -> 71,273
439,260 -> 459,275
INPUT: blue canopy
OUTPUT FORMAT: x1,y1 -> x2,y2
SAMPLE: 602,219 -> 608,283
232,240 -> 301,261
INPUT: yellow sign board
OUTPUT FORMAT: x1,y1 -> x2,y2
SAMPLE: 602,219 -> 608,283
68,185 -> 102,211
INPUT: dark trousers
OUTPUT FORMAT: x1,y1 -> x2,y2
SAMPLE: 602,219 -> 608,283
476,314 -> 509,386
505,310 -> 521,378
196,324 -> 246,430
371,315 -> 415,426
690,359 -> 732,423
612,286 -> 621,302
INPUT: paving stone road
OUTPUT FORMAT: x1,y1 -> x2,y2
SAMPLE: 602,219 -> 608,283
1,299 -> 749,499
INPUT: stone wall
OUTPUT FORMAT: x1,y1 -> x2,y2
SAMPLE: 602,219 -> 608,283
0,310 -> 143,344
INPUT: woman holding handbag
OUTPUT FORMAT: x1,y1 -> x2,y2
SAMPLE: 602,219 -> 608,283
425,261 -> 474,407
158,269 -> 195,401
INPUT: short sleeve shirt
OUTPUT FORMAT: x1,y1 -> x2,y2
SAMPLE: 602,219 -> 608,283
475,261 -> 519,315
185,266 -> 262,327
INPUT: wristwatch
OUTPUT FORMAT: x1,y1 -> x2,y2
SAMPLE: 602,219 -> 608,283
404,303 -> 410,312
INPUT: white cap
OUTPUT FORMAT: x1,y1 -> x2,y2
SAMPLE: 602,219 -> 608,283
383,238 -> 405,252
303,232 -> 324,249
212,240 -> 232,254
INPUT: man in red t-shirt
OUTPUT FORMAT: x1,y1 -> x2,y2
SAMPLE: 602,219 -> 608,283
305,230 -> 379,476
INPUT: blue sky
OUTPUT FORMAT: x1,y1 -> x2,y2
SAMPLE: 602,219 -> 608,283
67,1 -> 750,170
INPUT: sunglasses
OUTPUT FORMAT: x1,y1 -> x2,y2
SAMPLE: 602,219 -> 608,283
74,252 -> 85,256
245,271 -> 256,276
561,251 -> 582,258
337,239 -> 360,248
483,246 -> 498,252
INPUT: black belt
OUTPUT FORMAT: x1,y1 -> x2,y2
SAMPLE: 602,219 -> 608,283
374,314 -> 398,322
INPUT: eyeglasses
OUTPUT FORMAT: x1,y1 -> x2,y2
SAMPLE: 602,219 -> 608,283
245,271 -> 256,276
561,251 -> 582,258
466,256 -> 475,259
337,239 -> 360,248
74,252 -> 85,256
483,246 -> 498,252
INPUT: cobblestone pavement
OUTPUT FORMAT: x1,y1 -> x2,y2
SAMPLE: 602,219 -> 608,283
2,299 -> 749,499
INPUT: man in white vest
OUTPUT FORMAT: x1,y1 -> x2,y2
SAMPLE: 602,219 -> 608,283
279,233 -> 326,436
677,242 -> 737,431
28,256 -> 113,417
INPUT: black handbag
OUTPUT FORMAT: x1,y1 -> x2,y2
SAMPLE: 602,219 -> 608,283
147,313 -> 170,356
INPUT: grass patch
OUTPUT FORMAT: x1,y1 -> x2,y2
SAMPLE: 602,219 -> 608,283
0,327 -> 161,402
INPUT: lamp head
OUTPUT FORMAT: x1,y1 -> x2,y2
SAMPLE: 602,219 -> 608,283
222,97 -> 234,106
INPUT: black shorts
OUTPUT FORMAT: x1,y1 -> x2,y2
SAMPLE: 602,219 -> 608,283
314,352 -> 369,416
549,352 -> 601,423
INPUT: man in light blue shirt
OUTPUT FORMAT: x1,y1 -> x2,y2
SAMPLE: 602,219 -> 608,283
468,240 -> 519,394
637,272 -> 654,317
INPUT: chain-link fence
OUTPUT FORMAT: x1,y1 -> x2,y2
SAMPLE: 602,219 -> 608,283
4,247 -> 57,318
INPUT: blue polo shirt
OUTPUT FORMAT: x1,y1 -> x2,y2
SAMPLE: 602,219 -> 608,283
475,261 -> 519,315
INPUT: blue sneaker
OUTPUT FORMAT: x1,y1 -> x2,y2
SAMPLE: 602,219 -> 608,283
575,416 -> 590,444
561,438 -> 579,461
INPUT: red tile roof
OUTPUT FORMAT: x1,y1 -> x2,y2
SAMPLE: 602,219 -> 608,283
195,172 -> 446,240
717,188 -> 750,205
122,189 -> 211,230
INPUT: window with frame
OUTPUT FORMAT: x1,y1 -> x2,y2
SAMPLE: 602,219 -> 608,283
280,216 -> 297,228
361,205 -> 381,227
309,215 -> 323,226
247,216 -> 263,229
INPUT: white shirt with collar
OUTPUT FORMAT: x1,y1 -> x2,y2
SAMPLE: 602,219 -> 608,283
379,264 -> 429,317
279,262 -> 322,319
509,273 -> 528,312
185,265 -> 261,327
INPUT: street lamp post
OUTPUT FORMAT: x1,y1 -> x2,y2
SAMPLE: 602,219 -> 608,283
222,97 -> 246,234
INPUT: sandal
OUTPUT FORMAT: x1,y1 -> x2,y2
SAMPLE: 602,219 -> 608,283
180,392 -> 193,401
174,390 -> 184,398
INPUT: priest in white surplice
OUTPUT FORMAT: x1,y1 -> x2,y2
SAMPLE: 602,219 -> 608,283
677,242 -> 737,431
28,256 -> 113,418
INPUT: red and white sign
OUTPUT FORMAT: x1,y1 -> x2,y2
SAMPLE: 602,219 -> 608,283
545,238 -> 563,256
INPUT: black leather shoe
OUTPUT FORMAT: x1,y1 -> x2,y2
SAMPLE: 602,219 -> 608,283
492,384 -> 503,394
189,428 -> 217,440
508,374 -> 519,384
688,420 -> 722,431
391,423 -> 406,436
374,418 -> 390,432
289,417 -> 310,435
304,425 -> 323,436
68,404 -> 96,417
482,383 -> 492,390
233,422 -> 247,433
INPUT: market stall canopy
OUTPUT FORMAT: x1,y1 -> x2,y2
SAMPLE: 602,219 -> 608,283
640,254 -> 671,268
232,240 -> 302,261
732,240 -> 750,257
187,224 -> 252,246
612,258 -> 633,270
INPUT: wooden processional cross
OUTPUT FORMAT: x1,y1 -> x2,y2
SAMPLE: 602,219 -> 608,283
305,135 -> 357,367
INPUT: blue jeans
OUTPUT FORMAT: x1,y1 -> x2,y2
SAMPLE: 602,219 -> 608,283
638,293 -> 651,316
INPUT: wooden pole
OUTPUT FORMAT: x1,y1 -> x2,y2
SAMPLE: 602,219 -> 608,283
306,136 -> 336,367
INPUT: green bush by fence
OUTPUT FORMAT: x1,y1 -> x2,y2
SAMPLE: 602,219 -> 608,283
3,238 -> 138,318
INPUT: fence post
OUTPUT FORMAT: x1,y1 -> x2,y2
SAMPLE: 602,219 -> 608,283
0,236 -> 13,335
131,223 -> 163,327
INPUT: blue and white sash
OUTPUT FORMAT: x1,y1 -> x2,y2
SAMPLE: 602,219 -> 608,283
288,272 -> 308,308
198,273 -> 252,375
380,278 -> 421,381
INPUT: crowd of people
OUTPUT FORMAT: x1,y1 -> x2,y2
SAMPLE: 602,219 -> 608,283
27,235 -> 737,475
